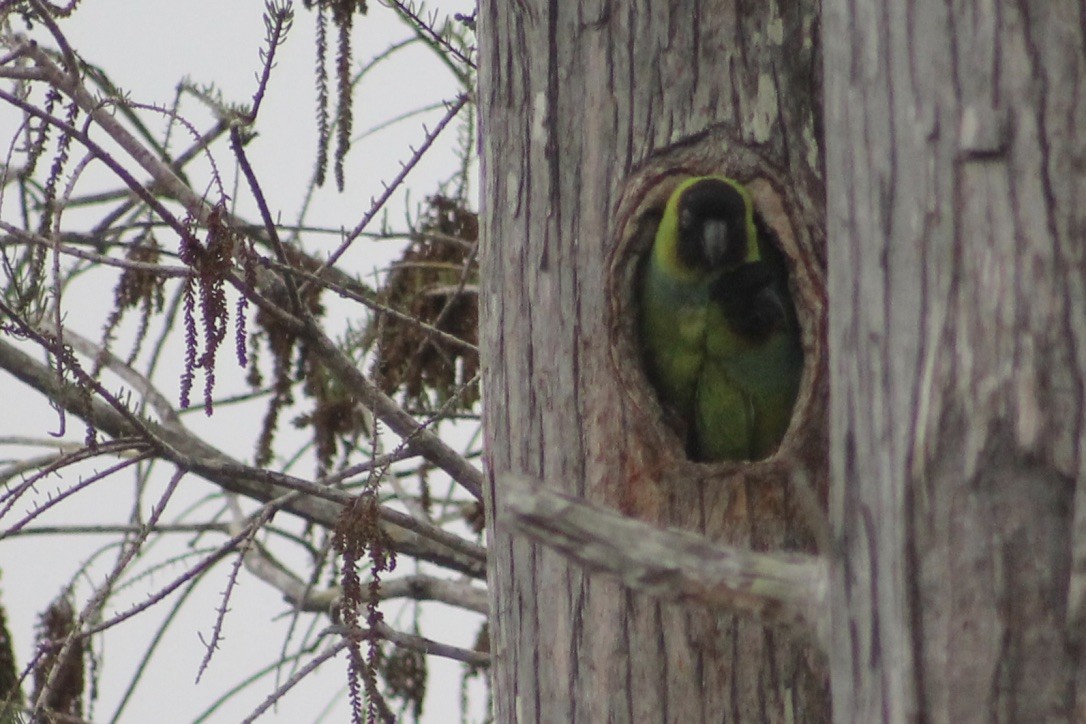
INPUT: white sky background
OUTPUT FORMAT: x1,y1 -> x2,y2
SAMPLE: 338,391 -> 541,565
0,1 -> 487,721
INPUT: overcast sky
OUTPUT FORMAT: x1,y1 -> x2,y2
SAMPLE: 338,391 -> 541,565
1,2 -> 486,721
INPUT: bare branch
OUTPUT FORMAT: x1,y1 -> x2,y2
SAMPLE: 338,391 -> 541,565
0,338 -> 486,578
307,324 -> 484,500
7,38 -> 485,501
42,324 -> 181,426
1,5 -> 487,718
233,278 -> 484,500
240,619 -> 489,724
500,473 -> 830,651
239,639 -> 349,724
310,93 -> 469,275
264,257 -> 478,355
384,0 -> 476,73
0,224 -> 193,277
335,622 -> 490,668
14,39 -> 207,222
290,573 -> 489,616
374,575 -> 488,614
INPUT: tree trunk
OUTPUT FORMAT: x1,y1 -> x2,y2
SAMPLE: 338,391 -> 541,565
479,2 -> 828,721
823,1 -> 1086,720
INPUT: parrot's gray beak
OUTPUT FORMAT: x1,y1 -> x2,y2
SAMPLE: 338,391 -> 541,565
701,220 -> 729,268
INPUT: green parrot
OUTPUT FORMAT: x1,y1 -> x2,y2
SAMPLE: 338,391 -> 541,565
638,176 -> 803,462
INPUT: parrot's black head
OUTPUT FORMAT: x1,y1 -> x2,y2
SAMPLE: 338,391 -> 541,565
675,178 -> 751,272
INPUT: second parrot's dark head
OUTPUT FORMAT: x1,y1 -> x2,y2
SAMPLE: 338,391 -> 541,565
673,177 -> 759,273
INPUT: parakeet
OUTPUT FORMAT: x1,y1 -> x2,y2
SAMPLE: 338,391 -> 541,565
638,176 -> 803,462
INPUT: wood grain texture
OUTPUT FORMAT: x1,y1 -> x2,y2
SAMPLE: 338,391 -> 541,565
478,2 -> 828,721
822,1 -> 1086,721
501,473 -> 829,647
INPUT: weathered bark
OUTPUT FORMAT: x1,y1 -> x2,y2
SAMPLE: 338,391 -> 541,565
823,1 -> 1086,721
501,475 -> 830,644
479,2 -> 827,721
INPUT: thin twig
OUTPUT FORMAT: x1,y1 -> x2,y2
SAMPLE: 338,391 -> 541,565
333,622 -> 489,667
0,223 -> 193,277
305,93 -> 469,280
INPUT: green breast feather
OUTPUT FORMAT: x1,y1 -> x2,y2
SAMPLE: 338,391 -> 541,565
638,176 -> 803,462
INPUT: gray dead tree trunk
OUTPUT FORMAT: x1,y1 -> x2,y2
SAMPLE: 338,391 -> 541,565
478,2 -> 828,721
823,1 -> 1086,721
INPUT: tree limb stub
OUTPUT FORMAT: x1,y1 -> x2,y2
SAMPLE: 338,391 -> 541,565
500,473 -> 829,652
